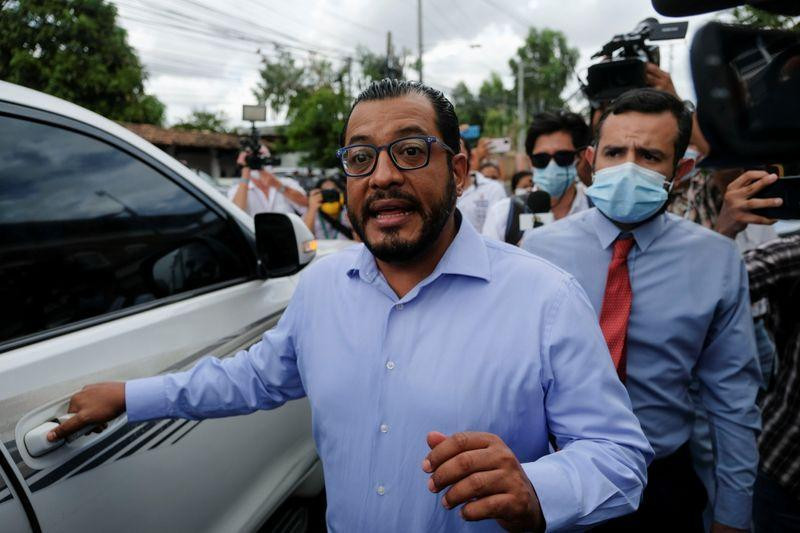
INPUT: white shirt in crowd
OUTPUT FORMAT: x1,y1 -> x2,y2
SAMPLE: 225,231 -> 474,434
456,171 -> 507,233
226,171 -> 306,217
482,182 -> 590,242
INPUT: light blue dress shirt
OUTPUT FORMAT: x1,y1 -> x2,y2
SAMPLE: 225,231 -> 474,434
126,214 -> 653,532
521,207 -> 761,529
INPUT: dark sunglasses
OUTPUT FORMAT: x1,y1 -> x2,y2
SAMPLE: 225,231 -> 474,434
530,150 -> 578,169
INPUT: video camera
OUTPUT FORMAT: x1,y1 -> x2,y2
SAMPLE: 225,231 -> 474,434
584,17 -> 689,106
652,0 -> 800,216
239,132 -> 281,170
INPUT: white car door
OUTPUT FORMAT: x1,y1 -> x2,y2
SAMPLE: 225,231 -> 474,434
0,109 -> 318,532
0,441 -> 37,532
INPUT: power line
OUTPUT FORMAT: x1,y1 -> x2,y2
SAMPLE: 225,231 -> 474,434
477,0 -> 530,33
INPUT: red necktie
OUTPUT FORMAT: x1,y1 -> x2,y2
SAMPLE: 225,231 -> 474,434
599,237 -> 635,382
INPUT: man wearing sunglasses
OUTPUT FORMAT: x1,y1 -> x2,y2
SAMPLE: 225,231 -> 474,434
526,111 -> 593,222
49,80 -> 651,532
522,88 -> 761,533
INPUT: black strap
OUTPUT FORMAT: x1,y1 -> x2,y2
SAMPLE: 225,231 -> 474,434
319,211 -> 353,240
504,196 -> 530,244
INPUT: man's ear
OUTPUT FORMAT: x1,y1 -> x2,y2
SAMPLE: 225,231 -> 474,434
452,152 -> 468,196
584,145 -> 596,169
673,157 -> 695,184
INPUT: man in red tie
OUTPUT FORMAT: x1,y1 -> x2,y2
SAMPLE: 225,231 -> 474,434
522,88 -> 761,533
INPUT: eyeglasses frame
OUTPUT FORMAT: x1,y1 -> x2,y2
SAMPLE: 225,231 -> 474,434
336,135 -> 455,178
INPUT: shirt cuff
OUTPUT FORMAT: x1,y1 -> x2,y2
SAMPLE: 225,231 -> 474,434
125,376 -> 168,423
714,485 -> 753,530
523,458 -> 580,532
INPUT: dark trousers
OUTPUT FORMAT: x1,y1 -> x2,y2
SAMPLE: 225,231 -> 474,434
592,442 -> 707,532
754,471 -> 800,533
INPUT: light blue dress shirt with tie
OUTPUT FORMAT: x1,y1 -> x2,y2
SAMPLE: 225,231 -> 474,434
521,207 -> 761,529
126,213 -> 653,532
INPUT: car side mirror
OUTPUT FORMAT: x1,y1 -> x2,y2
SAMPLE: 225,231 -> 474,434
254,213 -> 316,278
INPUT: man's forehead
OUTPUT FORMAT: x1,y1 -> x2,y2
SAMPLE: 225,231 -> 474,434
345,93 -> 439,144
599,112 -> 677,147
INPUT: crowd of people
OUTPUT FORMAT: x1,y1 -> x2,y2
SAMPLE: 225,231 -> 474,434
52,61 -> 798,531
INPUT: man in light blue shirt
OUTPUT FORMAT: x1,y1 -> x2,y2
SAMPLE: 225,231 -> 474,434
51,80 -> 652,532
523,88 -> 761,532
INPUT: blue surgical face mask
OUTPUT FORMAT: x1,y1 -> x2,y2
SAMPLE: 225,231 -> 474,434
533,160 -> 577,199
586,162 -> 670,224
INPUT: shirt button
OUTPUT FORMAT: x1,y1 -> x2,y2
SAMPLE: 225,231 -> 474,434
380,423 -> 389,433
386,361 -> 396,370
376,485 -> 386,496
395,303 -> 404,310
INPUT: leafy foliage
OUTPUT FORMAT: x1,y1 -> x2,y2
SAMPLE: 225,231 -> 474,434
173,110 -> 229,133
729,6 -> 799,30
451,27 -> 577,139
509,28 -> 579,114
283,87 -> 348,168
0,0 -> 165,124
254,42 -> 411,167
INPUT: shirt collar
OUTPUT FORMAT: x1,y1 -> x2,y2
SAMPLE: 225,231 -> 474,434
589,207 -> 668,253
346,209 -> 491,284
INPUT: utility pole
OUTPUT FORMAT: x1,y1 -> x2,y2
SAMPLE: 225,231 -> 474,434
516,60 -> 525,153
385,31 -> 400,79
417,0 -> 423,82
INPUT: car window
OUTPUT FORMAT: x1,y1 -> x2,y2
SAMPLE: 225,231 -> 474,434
0,114 -> 253,345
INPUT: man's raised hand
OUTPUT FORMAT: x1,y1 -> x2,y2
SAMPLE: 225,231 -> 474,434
422,431 -> 545,532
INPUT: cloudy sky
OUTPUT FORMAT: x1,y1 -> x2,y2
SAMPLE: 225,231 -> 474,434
110,0 -> 721,127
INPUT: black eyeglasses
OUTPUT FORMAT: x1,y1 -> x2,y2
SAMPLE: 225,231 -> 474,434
530,150 -> 578,169
335,135 -> 455,178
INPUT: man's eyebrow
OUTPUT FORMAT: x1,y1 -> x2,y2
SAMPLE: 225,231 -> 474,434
346,134 -> 371,145
635,146 -> 667,159
346,126 -> 429,146
394,125 -> 429,137
601,144 -> 627,151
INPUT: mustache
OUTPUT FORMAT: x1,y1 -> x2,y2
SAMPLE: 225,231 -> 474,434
361,189 -> 423,217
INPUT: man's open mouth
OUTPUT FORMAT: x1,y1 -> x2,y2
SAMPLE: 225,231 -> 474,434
367,199 -> 417,227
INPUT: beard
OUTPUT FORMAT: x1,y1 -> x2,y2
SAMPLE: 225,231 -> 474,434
347,176 -> 457,264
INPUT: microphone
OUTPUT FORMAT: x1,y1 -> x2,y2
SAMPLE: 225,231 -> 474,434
526,190 -> 551,214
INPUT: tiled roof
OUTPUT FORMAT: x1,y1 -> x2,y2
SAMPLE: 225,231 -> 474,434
120,123 -> 242,149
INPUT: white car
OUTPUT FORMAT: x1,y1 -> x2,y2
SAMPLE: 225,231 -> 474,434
0,81 -> 343,533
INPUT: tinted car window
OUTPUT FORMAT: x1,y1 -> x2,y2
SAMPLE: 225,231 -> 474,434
0,115 -> 253,345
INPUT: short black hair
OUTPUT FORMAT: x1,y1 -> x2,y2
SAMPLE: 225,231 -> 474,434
525,111 -> 590,158
511,170 -> 533,191
340,79 -> 460,157
594,88 -> 692,166
478,161 -> 499,172
315,176 -> 344,191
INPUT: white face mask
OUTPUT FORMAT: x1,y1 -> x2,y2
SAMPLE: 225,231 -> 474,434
514,187 -> 532,196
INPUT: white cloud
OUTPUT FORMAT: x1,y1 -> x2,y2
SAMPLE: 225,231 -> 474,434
112,0 -> 719,127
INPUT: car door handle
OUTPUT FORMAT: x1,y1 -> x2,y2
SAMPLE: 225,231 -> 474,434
16,397 -> 127,470
24,414 -> 99,458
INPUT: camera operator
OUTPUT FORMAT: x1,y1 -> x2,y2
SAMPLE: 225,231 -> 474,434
303,176 -> 353,240
228,146 -> 308,217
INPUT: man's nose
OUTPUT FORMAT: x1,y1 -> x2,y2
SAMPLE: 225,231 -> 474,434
369,149 -> 404,188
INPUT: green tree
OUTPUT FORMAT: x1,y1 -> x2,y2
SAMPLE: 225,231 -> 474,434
451,81 -> 485,128
478,73 -> 513,137
0,0 -> 165,124
729,6 -> 799,30
283,86 -> 348,168
253,46 -> 307,115
173,110 -> 229,133
509,28 -> 579,115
